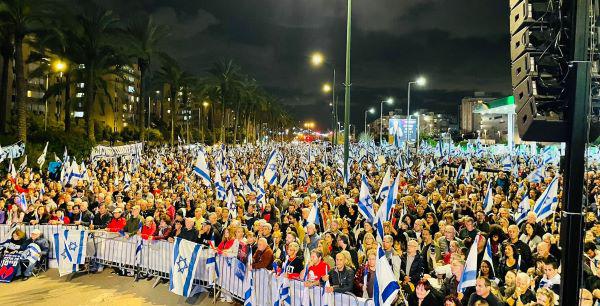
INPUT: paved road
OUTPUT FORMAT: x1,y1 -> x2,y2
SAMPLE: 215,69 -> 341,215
0,269 -> 234,306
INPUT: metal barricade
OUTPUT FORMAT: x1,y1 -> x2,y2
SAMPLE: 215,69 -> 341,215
0,225 -> 377,305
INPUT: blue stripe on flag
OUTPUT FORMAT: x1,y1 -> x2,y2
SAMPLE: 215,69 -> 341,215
182,244 -> 201,296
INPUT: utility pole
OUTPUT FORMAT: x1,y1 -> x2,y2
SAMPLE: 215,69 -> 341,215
343,0 -> 352,174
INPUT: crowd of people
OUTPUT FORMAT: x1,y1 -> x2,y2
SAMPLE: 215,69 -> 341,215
0,141 -> 599,306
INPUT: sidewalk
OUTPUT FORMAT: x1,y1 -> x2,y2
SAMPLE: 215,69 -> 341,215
0,269 -> 233,306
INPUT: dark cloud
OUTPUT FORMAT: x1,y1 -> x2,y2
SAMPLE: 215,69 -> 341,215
100,0 -> 511,130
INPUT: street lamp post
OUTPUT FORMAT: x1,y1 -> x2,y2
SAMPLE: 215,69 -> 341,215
311,53 -> 336,146
406,77 -> 426,150
343,0 -> 352,174
45,60 -> 67,131
379,97 -> 393,145
364,107 -> 374,134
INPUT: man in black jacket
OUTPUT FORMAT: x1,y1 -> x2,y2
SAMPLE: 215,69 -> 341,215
178,218 -> 199,243
324,252 -> 355,293
401,239 -> 426,284
90,204 -> 111,230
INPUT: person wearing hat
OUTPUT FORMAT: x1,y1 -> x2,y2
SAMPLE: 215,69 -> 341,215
15,229 -> 48,281
106,208 -> 127,233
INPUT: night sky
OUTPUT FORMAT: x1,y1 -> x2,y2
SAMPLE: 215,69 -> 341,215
100,0 -> 511,130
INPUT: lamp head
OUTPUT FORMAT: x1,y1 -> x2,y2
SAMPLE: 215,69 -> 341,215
385,97 -> 394,104
311,52 -> 324,67
416,77 -> 426,86
368,108 -> 375,114
322,83 -> 332,93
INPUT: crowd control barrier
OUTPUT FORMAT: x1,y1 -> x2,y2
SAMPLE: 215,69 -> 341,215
0,225 -> 375,305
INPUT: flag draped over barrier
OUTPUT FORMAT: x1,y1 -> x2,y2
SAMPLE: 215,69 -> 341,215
53,228 -> 88,277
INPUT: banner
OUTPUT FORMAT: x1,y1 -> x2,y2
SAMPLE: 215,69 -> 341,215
0,141 -> 26,161
90,143 -> 143,161
0,253 -> 20,283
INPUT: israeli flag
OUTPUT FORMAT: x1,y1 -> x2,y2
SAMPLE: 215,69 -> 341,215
377,167 -> 391,201
243,249 -> 254,306
533,177 -> 559,222
17,192 -> 28,212
483,181 -> 493,214
37,142 -> 48,168
358,174 -> 375,223
455,164 -> 464,184
53,229 -> 87,277
123,172 -> 131,191
192,151 -> 212,187
526,165 -> 545,183
464,159 -> 474,184
514,195 -> 531,226
501,155 -> 512,172
256,176 -> 266,207
306,199 -> 321,227
375,172 -> 400,243
68,160 -> 83,185
21,243 -> 42,264
374,246 -> 401,306
343,161 -> 351,186
169,237 -> 202,297
322,266 -> 334,306
261,150 -> 279,185
274,274 -> 291,306
214,169 -> 226,201
457,234 -> 479,293
206,248 -> 219,283
280,170 -> 291,189
482,237 -> 495,275
298,168 -> 308,185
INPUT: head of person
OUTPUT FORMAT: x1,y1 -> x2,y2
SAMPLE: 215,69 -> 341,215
450,258 -> 465,278
415,279 -> 432,300
132,205 -> 141,217
288,242 -> 299,258
310,249 -> 323,266
504,270 -> 517,288
480,260 -> 493,278
543,259 -> 559,279
475,276 -> 492,298
464,217 -> 475,231
516,272 -> 530,292
444,225 -> 456,240
508,224 -> 520,241
382,235 -> 394,251
337,234 -> 349,249
335,252 -> 347,271
306,223 -> 316,236
30,229 -> 42,240
535,287 -> 555,306
113,208 -> 123,218
367,250 -> 377,269
145,216 -> 154,226
443,295 -> 461,306
184,217 -> 195,230
12,229 -> 25,241
580,289 -> 594,306
73,204 -> 80,214
257,237 -> 268,251
407,239 -> 419,256
585,242 -> 597,258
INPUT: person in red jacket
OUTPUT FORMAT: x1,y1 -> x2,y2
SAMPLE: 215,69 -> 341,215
304,249 -> 330,287
140,216 -> 157,240
151,215 -> 173,240
106,208 -> 127,233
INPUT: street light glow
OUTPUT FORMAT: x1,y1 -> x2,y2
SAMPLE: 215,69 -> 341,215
368,108 -> 375,114
322,83 -> 331,93
53,60 -> 67,72
202,101 -> 210,107
385,97 -> 394,104
416,76 -> 427,86
311,52 -> 324,66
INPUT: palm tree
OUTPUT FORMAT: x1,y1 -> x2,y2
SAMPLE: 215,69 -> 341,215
207,60 -> 244,143
0,20 -> 13,134
123,15 -> 169,133
0,0 -> 49,141
67,3 -> 126,142
156,54 -> 193,145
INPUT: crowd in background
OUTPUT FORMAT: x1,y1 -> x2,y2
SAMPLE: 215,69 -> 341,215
0,141 -> 599,306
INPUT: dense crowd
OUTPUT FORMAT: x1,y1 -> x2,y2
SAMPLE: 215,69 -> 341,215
0,141 -> 599,306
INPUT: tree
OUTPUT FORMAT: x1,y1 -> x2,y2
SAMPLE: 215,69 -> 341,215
0,0 -> 49,141
207,60 -> 244,143
155,54 -> 193,145
66,3 -> 126,142
123,15 -> 168,133
0,19 -> 13,134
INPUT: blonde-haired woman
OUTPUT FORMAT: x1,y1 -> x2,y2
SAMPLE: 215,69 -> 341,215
358,232 -> 376,265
